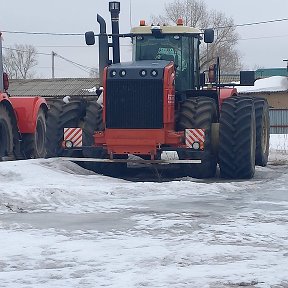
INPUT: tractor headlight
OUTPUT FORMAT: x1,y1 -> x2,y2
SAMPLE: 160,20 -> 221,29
192,142 -> 200,150
120,70 -> 126,77
65,140 -> 73,149
110,70 -> 117,77
151,70 -> 158,77
140,69 -> 147,77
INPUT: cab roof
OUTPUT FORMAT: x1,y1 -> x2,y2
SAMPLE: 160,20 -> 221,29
131,25 -> 202,35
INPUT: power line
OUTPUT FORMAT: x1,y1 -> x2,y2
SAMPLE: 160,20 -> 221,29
239,34 -> 288,41
233,17 -> 288,28
54,53 -> 93,73
3,46 -> 93,74
2,46 -> 51,56
2,17 -> 288,36
33,44 -> 132,48
209,18 -> 288,29
1,30 -> 83,36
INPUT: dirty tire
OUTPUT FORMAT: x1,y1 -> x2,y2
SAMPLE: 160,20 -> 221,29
219,96 -> 256,179
254,98 -> 270,166
82,101 -> 127,177
0,105 -> 14,159
177,97 -> 217,178
46,101 -> 85,157
82,101 -> 103,147
22,109 -> 46,158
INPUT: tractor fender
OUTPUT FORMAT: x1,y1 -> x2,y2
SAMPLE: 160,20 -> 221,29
9,96 -> 48,134
219,88 -> 238,107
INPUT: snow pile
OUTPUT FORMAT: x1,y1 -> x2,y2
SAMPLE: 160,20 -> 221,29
83,86 -> 97,93
0,136 -> 288,287
270,134 -> 288,152
238,76 -> 288,93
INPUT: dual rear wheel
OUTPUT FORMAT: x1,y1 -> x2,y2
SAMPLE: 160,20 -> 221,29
177,97 -> 218,178
178,96 -> 269,179
45,100 -> 126,177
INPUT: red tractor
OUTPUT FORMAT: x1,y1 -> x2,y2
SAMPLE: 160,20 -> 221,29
46,2 -> 269,179
0,33 -> 48,160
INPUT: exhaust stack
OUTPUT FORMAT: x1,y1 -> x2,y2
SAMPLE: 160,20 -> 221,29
109,1 -> 121,64
97,14 -> 109,85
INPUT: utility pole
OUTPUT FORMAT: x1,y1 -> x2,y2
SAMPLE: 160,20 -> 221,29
283,59 -> 288,73
52,51 -> 56,79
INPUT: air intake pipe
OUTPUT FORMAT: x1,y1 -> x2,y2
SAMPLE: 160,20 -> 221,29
97,14 -> 109,85
109,1 -> 121,64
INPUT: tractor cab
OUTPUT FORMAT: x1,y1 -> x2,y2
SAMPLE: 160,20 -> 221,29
131,19 -> 214,92
131,22 -> 214,92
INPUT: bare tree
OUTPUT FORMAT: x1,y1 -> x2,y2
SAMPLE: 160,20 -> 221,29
151,0 -> 242,73
3,44 -> 38,79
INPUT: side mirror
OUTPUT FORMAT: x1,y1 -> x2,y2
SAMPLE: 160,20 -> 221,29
204,29 -> 214,43
85,31 -> 95,45
240,71 -> 255,86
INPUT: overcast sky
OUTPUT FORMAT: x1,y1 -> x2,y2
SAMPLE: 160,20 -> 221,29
1,0 -> 287,78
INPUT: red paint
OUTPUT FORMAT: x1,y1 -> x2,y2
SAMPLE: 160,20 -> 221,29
163,63 -> 175,130
97,63 -> 183,156
219,87 -> 238,107
0,92 -> 9,102
9,96 -> 48,133
94,129 -> 184,155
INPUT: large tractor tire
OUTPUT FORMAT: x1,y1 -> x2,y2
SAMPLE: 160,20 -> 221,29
219,96 -> 256,179
177,97 -> 218,178
82,101 -> 127,177
22,109 -> 47,158
254,98 -> 270,166
0,105 -> 14,160
46,100 -> 85,157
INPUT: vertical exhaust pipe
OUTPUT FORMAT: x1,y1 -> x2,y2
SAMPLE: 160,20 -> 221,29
109,1 -> 121,64
0,33 -> 4,91
97,14 -> 109,86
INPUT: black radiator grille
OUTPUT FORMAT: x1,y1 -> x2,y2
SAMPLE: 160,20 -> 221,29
106,79 -> 163,129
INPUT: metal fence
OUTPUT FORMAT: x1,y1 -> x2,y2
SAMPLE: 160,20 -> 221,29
269,109 -> 288,134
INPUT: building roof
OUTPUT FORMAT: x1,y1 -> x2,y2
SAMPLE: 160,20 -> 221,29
8,78 -> 100,98
256,68 -> 288,78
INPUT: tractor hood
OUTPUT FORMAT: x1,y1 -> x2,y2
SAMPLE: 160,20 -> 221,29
106,60 -> 171,80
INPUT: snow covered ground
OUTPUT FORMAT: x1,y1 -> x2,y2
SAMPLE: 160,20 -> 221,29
0,135 -> 288,288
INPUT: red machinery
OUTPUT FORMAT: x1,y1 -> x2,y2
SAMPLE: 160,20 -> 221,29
0,32 -> 48,160
46,2 -> 269,179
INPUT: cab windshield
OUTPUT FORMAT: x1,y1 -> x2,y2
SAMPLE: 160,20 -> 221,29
133,34 -> 199,91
